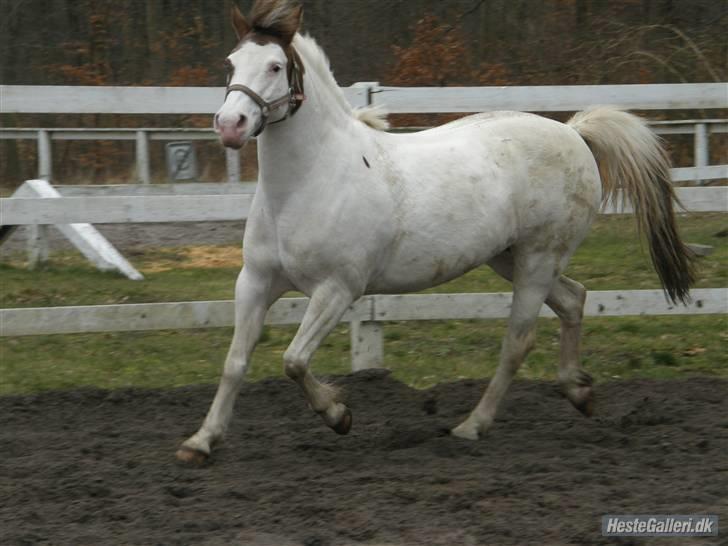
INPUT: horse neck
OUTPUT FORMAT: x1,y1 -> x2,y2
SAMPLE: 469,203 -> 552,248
257,76 -> 356,194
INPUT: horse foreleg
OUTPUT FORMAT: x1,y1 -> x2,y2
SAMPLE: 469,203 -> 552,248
452,253 -> 556,440
176,268 -> 286,464
283,284 -> 355,434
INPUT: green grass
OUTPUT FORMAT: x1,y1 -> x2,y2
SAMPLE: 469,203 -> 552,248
1,214 -> 726,394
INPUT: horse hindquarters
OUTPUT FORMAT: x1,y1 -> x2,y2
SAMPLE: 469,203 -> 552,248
452,109 -> 695,439
451,123 -> 600,439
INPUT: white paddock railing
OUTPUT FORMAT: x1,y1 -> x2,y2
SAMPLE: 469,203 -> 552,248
1,290 -> 724,370
2,82 -> 727,370
3,83 -> 725,114
1,82 -> 726,184
0,128 -> 243,184
2,186 -> 726,225
1,181 -> 727,370
2,177 -> 723,280
1,120 -> 726,185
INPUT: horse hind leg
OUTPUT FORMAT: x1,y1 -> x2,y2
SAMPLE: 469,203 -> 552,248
546,276 -> 594,416
451,249 -> 558,440
486,250 -> 594,417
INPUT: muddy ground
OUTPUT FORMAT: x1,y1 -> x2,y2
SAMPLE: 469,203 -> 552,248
1,370 -> 726,545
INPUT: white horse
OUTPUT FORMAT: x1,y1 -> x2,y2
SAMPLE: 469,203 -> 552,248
177,0 -> 694,464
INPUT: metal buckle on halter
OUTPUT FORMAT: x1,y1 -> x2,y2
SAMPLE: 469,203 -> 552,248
289,88 -> 305,105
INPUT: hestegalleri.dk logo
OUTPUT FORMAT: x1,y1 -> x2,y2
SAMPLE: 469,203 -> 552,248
602,515 -> 718,537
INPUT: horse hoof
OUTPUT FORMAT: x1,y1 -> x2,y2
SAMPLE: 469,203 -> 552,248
561,370 -> 594,417
450,423 -> 480,441
574,395 -> 594,417
331,407 -> 353,435
175,446 -> 209,466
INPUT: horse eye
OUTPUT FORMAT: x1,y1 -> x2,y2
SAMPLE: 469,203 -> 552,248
271,64 -> 282,73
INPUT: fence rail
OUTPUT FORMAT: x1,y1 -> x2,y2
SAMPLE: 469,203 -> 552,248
3,289 -> 723,337
2,289 -> 724,369
2,121 -> 725,185
3,83 -> 726,114
3,120 -> 726,140
373,83 -> 728,113
2,82 -> 726,183
2,186 -> 725,226
1,193 -> 253,224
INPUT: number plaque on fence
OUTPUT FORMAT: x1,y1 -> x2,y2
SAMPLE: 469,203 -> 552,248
165,141 -> 198,181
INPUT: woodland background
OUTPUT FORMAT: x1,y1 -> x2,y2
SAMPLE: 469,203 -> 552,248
1,0 -> 726,187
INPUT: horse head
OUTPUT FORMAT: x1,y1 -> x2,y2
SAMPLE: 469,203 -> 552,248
215,0 -> 305,148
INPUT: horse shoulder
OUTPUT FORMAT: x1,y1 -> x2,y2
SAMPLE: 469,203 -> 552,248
241,191 -> 283,274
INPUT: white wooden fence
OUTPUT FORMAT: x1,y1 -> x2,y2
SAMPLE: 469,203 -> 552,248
1,83 -> 727,370
1,121 -> 726,185
3,290 -> 724,338
1,179 -> 726,369
2,289 -> 724,371
1,82 -> 727,183
2,185 -> 726,225
3,82 -> 725,113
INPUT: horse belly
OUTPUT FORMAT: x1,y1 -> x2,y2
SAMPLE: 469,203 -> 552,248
367,248 -> 493,294
366,195 -> 516,294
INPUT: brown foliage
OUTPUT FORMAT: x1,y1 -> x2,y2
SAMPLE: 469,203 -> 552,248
388,15 -> 513,88
387,15 -> 512,127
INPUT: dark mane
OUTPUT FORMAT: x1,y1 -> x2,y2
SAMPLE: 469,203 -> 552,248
249,0 -> 302,41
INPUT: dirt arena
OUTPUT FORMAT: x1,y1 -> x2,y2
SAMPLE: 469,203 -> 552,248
1,370 -> 726,545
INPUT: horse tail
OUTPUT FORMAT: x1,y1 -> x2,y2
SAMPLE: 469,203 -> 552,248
568,106 -> 696,304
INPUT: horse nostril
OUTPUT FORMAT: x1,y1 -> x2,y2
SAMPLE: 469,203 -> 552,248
237,115 -> 247,129
213,113 -> 221,129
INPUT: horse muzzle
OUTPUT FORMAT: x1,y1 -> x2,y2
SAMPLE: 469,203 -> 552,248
214,112 -> 250,149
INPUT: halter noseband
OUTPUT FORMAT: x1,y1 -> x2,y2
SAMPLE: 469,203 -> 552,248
225,47 -> 305,137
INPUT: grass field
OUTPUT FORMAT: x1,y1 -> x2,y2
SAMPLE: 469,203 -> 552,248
1,214 -> 726,394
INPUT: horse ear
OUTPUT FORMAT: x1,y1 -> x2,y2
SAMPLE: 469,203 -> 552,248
292,5 -> 304,36
231,4 -> 250,40
277,4 -> 303,46
292,5 -> 303,30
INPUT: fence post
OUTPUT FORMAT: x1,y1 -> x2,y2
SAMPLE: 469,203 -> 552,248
135,130 -> 151,184
225,148 -> 241,183
350,319 -> 384,371
37,130 -> 52,181
694,123 -> 708,186
31,130 -> 52,268
349,81 -> 379,108
27,224 -> 49,270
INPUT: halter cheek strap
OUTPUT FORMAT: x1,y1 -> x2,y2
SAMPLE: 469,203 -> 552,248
225,47 -> 305,137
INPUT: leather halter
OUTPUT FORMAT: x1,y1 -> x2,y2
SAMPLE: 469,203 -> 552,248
225,47 -> 305,137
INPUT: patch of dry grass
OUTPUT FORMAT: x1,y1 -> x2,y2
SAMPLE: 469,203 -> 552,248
137,245 -> 243,273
